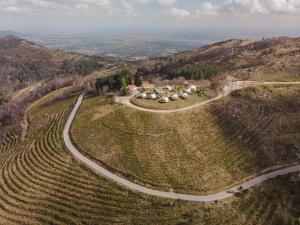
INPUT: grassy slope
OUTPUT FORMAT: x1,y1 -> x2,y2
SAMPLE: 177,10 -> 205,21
0,88 -> 299,224
72,85 -> 300,195
210,84 -> 300,164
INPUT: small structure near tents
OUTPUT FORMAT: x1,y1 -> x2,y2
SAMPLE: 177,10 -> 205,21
128,85 -> 139,96
143,82 -> 155,90
154,89 -> 161,95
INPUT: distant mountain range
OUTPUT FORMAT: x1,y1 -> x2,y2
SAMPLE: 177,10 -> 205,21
0,31 -> 211,60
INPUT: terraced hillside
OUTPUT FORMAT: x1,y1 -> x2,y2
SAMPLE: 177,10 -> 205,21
0,88 -> 299,224
71,84 -> 300,195
210,85 -> 300,165
0,129 -> 20,155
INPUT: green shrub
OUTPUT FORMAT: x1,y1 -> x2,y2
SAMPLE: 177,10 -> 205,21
231,88 -> 256,97
0,95 -> 9,105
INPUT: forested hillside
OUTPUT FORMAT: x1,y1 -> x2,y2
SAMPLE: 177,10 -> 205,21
0,35 -> 117,144
0,35 -> 105,96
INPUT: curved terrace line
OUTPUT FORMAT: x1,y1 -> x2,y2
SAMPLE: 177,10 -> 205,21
64,81 -> 300,202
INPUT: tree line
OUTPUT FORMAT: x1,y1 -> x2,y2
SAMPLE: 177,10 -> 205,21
95,70 -> 142,95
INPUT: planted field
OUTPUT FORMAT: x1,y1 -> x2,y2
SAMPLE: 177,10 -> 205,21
211,85 -> 300,164
72,85 -> 300,195
72,87 -> 300,194
0,88 -> 299,224
0,129 -> 20,155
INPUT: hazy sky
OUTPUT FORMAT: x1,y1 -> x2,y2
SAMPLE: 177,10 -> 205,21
0,0 -> 300,38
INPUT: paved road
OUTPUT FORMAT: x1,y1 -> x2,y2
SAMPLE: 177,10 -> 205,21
63,91 -> 300,202
116,81 -> 300,113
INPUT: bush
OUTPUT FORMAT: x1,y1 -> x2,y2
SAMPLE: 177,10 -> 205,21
134,74 -> 143,87
0,95 -> 9,105
196,87 -> 208,97
231,87 -> 256,97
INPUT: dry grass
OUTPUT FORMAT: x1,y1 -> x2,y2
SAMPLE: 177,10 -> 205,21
0,88 -> 299,224
72,85 -> 299,195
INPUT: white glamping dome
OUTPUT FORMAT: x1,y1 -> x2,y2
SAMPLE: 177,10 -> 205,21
185,88 -> 192,94
159,97 -> 169,103
171,94 -> 179,100
181,93 -> 189,99
189,85 -> 197,91
149,93 -> 157,99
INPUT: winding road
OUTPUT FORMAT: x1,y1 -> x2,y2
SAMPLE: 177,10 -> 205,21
63,81 -> 300,202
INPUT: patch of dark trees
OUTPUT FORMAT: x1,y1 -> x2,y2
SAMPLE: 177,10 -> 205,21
95,69 -> 142,95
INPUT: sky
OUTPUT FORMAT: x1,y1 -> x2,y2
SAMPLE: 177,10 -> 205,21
0,0 -> 300,38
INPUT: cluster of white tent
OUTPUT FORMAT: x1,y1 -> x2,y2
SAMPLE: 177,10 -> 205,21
138,85 -> 197,104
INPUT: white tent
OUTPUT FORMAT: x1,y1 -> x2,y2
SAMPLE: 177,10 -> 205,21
163,85 -> 172,91
181,93 -> 189,99
171,94 -> 179,100
189,85 -> 197,91
184,88 -> 192,94
159,97 -> 169,103
149,93 -> 157,99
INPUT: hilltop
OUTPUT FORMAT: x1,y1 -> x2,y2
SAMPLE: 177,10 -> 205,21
139,37 -> 300,82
